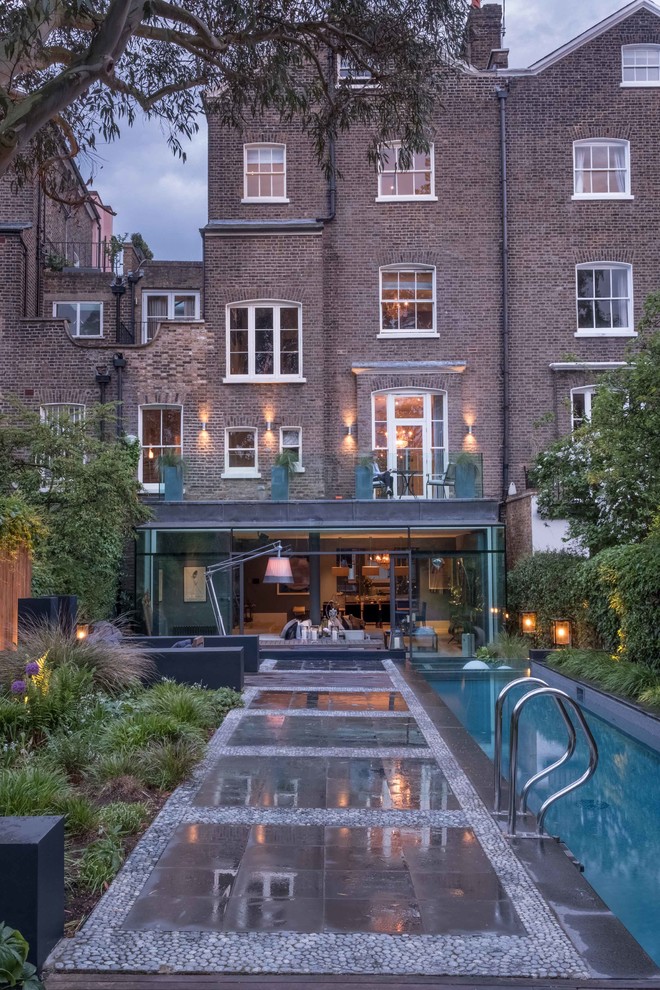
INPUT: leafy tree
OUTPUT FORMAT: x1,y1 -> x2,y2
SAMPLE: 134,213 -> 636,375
0,0 -> 467,188
0,405 -> 150,618
130,232 -> 153,261
532,301 -> 660,554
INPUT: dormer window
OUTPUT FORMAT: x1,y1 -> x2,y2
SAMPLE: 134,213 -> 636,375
573,140 -> 631,199
622,45 -> 660,85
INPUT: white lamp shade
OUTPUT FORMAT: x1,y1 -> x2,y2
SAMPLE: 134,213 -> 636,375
263,556 -> 294,583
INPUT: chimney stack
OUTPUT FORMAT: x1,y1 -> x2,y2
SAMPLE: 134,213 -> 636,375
465,3 -> 508,71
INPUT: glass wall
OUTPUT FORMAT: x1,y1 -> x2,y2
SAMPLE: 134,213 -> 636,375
135,525 -> 505,653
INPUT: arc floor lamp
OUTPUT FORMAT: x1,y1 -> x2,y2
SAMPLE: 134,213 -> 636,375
205,541 -> 293,635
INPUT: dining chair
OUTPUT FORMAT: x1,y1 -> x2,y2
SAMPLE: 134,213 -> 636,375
425,462 -> 456,499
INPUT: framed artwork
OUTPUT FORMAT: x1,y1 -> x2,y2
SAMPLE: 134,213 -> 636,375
276,555 -> 310,595
184,565 -> 207,602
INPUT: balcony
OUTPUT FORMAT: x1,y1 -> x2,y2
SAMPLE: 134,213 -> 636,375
45,240 -> 113,272
372,452 -> 483,500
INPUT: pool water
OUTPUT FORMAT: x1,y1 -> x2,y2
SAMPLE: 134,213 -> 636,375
426,666 -> 660,967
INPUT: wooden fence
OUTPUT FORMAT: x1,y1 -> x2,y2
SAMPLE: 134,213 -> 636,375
0,547 -> 32,650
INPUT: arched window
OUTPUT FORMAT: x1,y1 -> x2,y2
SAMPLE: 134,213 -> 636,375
372,390 -> 446,498
573,139 -> 630,198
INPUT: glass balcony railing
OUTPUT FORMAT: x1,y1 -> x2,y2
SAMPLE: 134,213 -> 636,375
372,452 -> 483,499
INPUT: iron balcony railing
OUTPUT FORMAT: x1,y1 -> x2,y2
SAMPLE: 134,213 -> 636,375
45,240 -> 114,272
373,452 -> 484,499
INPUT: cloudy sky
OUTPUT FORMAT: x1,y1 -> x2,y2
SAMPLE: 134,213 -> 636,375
93,0 -> 627,260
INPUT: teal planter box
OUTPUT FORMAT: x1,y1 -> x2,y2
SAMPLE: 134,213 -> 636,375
271,465 -> 289,501
162,466 -> 184,501
355,465 -> 373,499
455,457 -> 482,498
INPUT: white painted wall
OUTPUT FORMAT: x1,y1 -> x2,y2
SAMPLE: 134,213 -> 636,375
530,495 -> 586,556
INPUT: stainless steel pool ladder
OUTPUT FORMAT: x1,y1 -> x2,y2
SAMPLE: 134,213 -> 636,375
493,677 -> 599,837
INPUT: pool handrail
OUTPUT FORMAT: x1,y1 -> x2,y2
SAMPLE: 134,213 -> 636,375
494,676 -> 552,812
508,686 -> 599,836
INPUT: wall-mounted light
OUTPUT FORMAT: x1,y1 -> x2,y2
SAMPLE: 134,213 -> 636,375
345,424 -> 354,437
520,611 -> 537,634
265,419 -> 273,432
465,423 -> 474,436
199,421 -> 208,432
552,618 -> 572,648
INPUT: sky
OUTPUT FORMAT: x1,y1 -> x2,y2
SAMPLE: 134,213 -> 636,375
92,0 -> 629,261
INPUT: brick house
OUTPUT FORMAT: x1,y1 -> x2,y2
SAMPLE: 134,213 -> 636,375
1,0 -> 658,650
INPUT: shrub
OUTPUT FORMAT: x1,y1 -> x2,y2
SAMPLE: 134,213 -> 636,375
77,829 -> 125,893
0,764 -> 70,816
209,688 -> 243,721
0,696 -> 29,743
56,793 -> 99,836
550,648 -> 659,702
98,801 -> 148,836
593,535 -> 660,669
137,737 -> 205,790
42,729 -> 97,779
0,922 -> 44,990
488,631 -> 530,660
21,664 -> 96,737
101,711 -> 204,753
0,623 -> 154,694
139,681 -> 223,730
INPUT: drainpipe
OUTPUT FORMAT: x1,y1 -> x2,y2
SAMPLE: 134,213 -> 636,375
36,184 -> 43,316
113,352 -> 126,437
496,85 -> 510,498
316,52 -> 337,223
18,230 -> 29,317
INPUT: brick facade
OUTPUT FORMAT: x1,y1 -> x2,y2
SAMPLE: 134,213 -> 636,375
1,2 -> 659,546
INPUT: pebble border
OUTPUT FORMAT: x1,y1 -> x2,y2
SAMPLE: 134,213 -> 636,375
48,665 -> 590,978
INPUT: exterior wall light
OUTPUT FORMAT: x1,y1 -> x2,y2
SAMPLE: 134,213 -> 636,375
520,611 -> 537,634
199,421 -> 208,432
265,419 -> 273,432
552,618 -> 572,648
345,424 -> 354,437
465,423 -> 474,435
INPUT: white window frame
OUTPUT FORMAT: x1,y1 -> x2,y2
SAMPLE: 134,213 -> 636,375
337,55 -> 374,85
242,144 -> 288,203
621,44 -> 660,86
222,427 -> 260,478
378,265 -> 437,339
280,426 -> 304,472
376,142 -> 437,202
39,403 -> 86,488
53,301 -> 103,337
371,389 -> 447,499
224,300 -> 304,382
570,386 -> 596,431
572,139 -> 632,200
138,404 -> 183,492
575,262 -> 635,337
141,291 -> 200,343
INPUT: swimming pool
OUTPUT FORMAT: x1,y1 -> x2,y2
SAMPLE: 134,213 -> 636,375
425,663 -> 660,967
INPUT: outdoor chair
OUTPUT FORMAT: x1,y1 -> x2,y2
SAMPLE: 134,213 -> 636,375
426,463 -> 456,499
373,468 -> 394,498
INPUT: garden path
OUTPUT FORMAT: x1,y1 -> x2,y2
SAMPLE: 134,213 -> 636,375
45,657 -> 659,984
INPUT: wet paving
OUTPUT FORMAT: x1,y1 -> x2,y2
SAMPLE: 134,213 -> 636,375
248,690 -> 408,711
226,715 -> 427,748
193,755 -> 458,810
123,823 -> 522,935
270,658 -> 386,671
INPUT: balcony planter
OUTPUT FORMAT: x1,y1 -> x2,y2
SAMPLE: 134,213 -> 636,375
355,465 -> 373,499
271,450 -> 298,501
454,453 -> 482,498
158,453 -> 185,502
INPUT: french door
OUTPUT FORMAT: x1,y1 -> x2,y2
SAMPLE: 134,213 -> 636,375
372,391 -> 447,498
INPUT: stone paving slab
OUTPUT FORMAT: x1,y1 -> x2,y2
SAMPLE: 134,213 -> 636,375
48,664 -> 593,979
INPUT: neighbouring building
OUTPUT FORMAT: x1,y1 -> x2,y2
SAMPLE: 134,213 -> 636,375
1,0 -> 658,653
